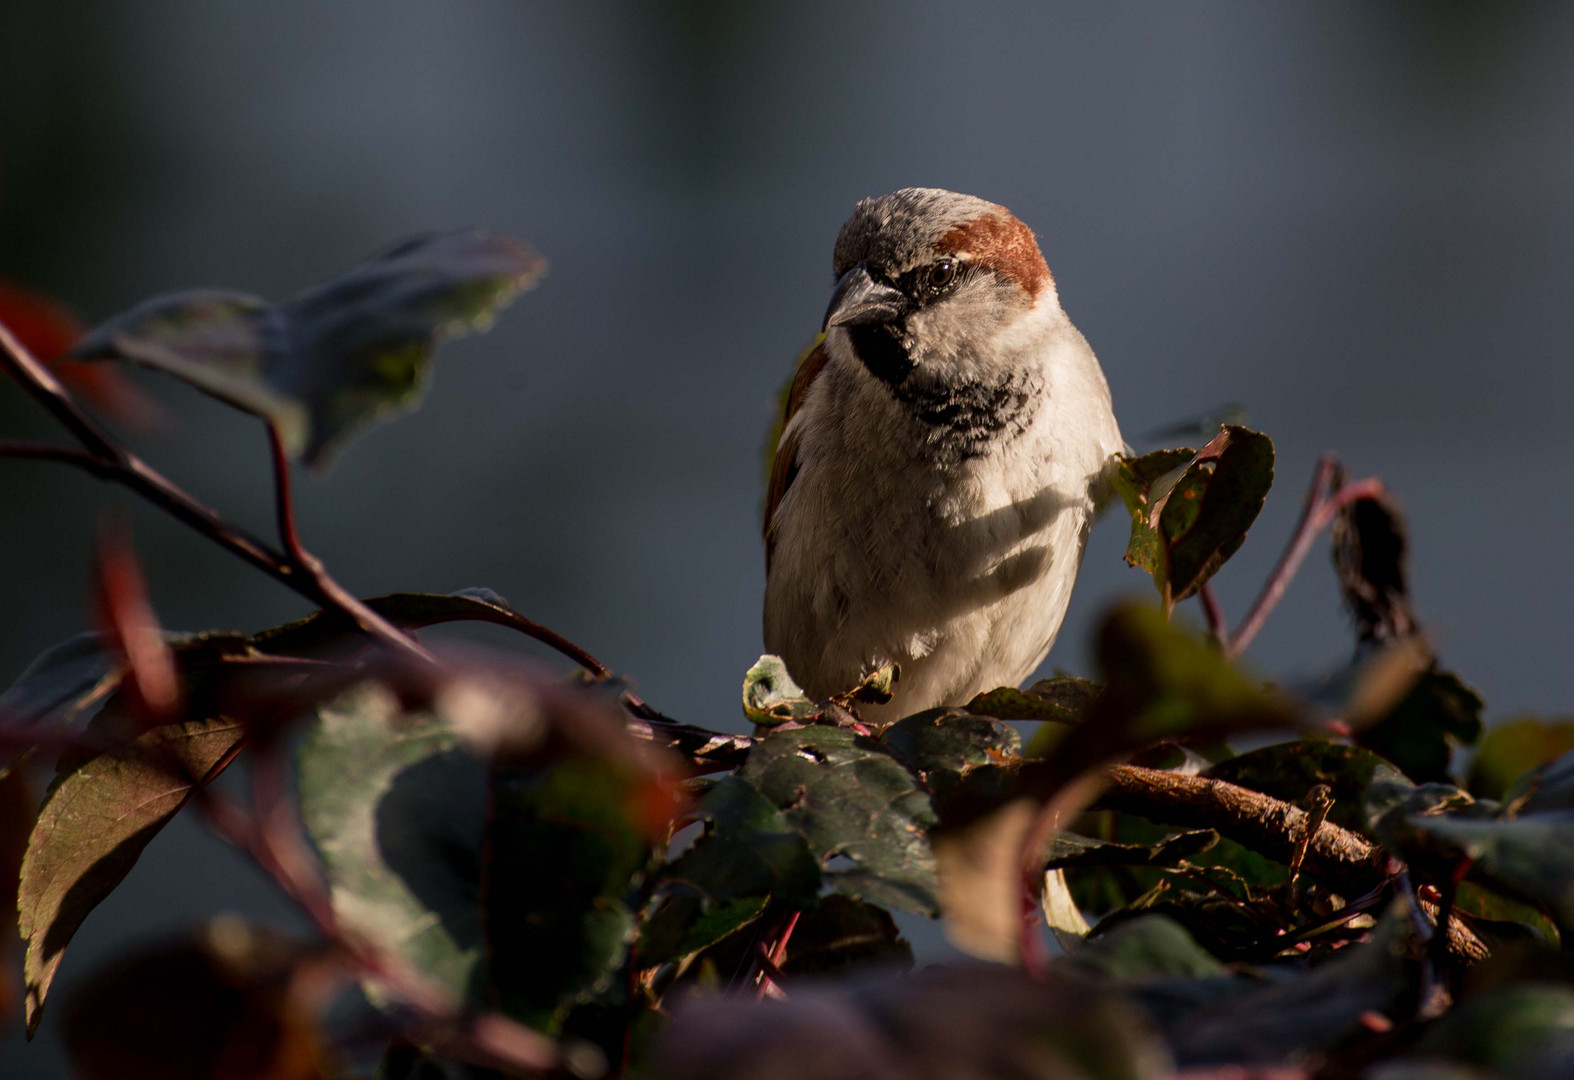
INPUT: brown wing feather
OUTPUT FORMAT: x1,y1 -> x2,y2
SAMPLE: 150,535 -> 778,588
763,338 -> 830,569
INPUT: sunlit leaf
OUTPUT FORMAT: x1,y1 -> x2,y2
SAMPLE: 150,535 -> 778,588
880,708 -> 1019,794
72,231 -> 546,466
740,726 -> 939,916
18,717 -> 246,1033
741,655 -> 818,727
1113,427 -> 1274,606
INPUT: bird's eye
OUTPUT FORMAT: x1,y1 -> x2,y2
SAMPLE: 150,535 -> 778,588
927,259 -> 958,290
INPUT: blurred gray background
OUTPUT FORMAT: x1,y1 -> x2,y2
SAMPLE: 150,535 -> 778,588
3,1 -> 1572,1073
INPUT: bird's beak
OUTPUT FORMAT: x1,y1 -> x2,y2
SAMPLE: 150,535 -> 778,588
821,263 -> 909,332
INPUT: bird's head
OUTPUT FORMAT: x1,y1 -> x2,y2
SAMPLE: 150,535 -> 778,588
822,188 -> 1057,387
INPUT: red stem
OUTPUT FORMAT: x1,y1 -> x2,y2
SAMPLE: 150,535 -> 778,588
1227,459 -> 1384,659
1198,582 -> 1229,650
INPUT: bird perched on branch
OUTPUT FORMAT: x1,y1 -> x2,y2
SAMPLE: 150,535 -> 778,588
763,188 -> 1124,724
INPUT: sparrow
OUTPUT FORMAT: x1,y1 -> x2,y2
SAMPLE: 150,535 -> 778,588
762,188 -> 1124,724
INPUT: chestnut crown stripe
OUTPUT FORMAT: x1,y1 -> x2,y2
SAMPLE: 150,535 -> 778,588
935,213 -> 1052,300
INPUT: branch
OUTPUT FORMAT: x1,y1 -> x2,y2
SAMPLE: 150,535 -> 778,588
1198,582 -> 1229,650
1094,765 -> 1486,963
1228,457 -> 1385,658
263,422 -> 437,666
627,717 -> 753,770
0,319 -> 431,667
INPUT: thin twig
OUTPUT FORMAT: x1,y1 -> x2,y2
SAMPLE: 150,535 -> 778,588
261,421 -> 438,666
1228,457 -> 1385,658
0,321 -> 123,460
1198,582 -> 1229,650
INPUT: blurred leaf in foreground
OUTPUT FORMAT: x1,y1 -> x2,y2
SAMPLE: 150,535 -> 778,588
654,963 -> 1172,1080
60,919 -> 326,1080
71,231 -> 545,466
1469,717 -> 1574,800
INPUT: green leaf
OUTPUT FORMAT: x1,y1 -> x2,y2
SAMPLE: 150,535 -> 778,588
1069,913 -> 1231,981
1165,911 -> 1420,1066
640,777 -> 820,966
965,674 -> 1101,724
880,708 -> 1020,794
1113,447 -> 1195,578
297,682 -> 488,1006
741,655 -> 818,727
72,231 -> 546,466
1114,427 -> 1274,606
1413,984 -> 1574,1075
1468,717 -> 1574,800
1357,667 -> 1484,783
1204,740 -> 1390,834
778,895 -> 912,977
18,717 -> 246,1034
487,757 -> 652,1030
740,726 -> 940,915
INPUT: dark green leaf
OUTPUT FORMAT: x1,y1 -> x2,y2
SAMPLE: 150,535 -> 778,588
18,718 -> 246,1034
965,674 -> 1101,724
1357,667 -> 1484,783
1069,913 -> 1231,981
1112,447 -> 1194,578
1165,911 -> 1420,1066
1469,718 -> 1574,800
880,708 -> 1019,794
487,757 -> 652,1030
640,778 -> 820,966
1204,740 -> 1391,834
740,655 -> 818,727
297,683 -> 488,1006
1114,427 -> 1274,606
72,232 -> 545,466
1413,984 -> 1574,1077
779,895 -> 912,977
652,963 -> 1172,1080
740,726 -> 940,915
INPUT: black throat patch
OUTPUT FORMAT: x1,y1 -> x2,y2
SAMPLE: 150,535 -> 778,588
892,367 -> 1042,465
847,324 -> 916,386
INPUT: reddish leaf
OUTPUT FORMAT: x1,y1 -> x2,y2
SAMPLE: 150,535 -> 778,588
0,278 -> 162,429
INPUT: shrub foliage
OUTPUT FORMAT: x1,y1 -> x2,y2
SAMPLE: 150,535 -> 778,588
1,231 -> 1571,1079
